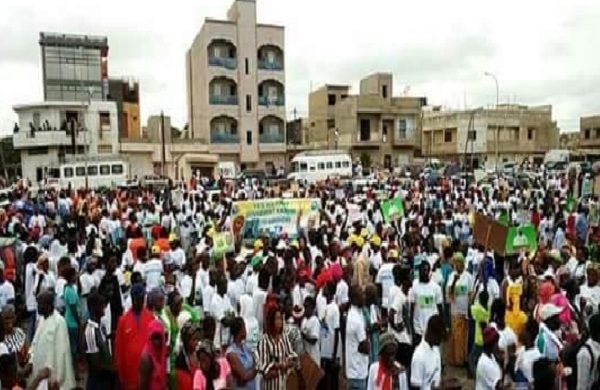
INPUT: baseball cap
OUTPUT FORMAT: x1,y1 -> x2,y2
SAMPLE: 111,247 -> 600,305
540,303 -> 563,321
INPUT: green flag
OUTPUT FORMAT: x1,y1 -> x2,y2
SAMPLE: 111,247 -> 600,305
498,210 -> 509,226
566,194 -> 576,213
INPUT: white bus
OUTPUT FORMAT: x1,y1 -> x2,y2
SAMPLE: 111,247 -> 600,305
47,159 -> 129,189
288,151 -> 352,183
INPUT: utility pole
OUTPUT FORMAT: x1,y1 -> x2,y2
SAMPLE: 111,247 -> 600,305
161,111 -> 166,177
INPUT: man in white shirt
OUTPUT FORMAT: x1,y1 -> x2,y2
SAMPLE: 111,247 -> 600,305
409,261 -> 443,346
375,249 -> 396,312
577,314 -> 600,390
345,285 -> 370,390
301,296 -> 320,366
143,246 -> 164,292
320,283 -> 341,388
476,327 -> 502,390
210,274 -> 234,350
411,314 -> 445,390
0,261 -> 15,309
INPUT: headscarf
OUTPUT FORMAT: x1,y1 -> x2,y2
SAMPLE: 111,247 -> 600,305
376,332 -> 397,390
144,320 -> 167,385
550,293 -> 572,324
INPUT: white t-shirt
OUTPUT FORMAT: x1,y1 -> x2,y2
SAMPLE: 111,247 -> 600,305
409,281 -> 443,335
301,315 -> 321,366
210,293 -> 234,347
316,291 -> 327,320
579,284 -> 600,317
367,362 -> 408,390
252,289 -> 267,331
345,306 -> 369,380
320,302 -> 341,360
514,346 -> 542,383
55,276 -> 68,311
0,280 -> 15,308
446,271 -> 473,316
389,285 -> 411,344
476,353 -> 502,390
335,279 -> 349,306
143,259 -> 164,292
411,340 -> 441,390
376,263 -> 395,308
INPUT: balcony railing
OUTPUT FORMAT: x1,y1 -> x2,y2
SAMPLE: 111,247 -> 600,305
258,60 -> 283,71
258,96 -> 285,106
259,132 -> 285,143
210,132 -> 240,144
209,95 -> 238,105
208,57 -> 237,70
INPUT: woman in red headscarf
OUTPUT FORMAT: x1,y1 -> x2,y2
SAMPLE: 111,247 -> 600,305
139,320 -> 168,390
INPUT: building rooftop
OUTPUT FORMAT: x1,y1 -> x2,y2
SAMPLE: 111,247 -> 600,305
13,100 -> 116,112
39,32 -> 108,49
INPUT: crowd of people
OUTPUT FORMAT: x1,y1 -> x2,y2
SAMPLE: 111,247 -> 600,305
0,168 -> 598,390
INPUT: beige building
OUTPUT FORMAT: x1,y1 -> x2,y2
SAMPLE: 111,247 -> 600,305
120,114 -> 217,180
422,105 -> 559,168
186,0 -> 286,173
308,73 -> 426,169
580,115 -> 600,149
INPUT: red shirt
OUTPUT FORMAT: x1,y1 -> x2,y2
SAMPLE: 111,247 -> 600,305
114,308 -> 154,390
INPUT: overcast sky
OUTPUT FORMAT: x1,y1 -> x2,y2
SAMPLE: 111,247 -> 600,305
1,0 -> 598,136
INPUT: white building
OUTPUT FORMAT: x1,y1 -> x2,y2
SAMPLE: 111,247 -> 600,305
186,0 -> 287,173
13,101 -> 119,183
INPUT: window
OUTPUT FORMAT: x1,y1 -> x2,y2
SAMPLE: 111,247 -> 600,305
444,129 -> 453,143
99,112 -> 110,127
328,94 -> 336,106
230,85 -> 236,96
28,147 -> 49,155
335,162 -> 341,168
318,163 -> 325,170
98,145 -> 113,154
382,85 -> 388,98
326,162 -> 333,169
585,129 -> 591,139
309,164 -> 316,171
360,119 -> 371,141
246,130 -> 252,145
63,167 -> 74,178
111,164 -> 124,174
87,166 -> 98,176
397,119 -> 407,139
342,161 -> 350,168
310,122 -> 315,127
245,58 -> 249,75
100,165 -> 110,175
527,127 -> 534,140
76,167 -> 86,177
467,130 -> 477,140
300,162 -> 307,172
327,119 -> 335,129
246,95 -> 251,112
595,128 -> 600,138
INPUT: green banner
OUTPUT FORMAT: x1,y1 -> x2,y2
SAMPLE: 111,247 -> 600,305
381,198 -> 404,221
505,224 -> 537,254
212,231 -> 234,258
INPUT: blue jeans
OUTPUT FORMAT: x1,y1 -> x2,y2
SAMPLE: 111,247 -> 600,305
27,310 -> 37,343
349,378 -> 367,390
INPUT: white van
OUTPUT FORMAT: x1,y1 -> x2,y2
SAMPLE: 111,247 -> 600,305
288,151 -> 352,183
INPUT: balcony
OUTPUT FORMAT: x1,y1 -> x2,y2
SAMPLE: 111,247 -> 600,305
258,60 -> 283,71
210,132 -> 240,144
13,128 -> 88,149
209,95 -> 238,105
258,96 -> 285,106
259,132 -> 285,143
208,56 -> 237,70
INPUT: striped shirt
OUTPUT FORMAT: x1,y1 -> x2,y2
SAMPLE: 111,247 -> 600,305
84,318 -> 113,376
4,327 -> 26,355
256,333 -> 297,390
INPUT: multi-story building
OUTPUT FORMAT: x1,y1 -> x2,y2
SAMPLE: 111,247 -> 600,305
307,73 -> 426,169
12,101 -> 119,183
108,78 -> 141,139
422,105 -> 559,168
39,32 -> 109,102
579,115 -> 600,149
186,0 -> 286,172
